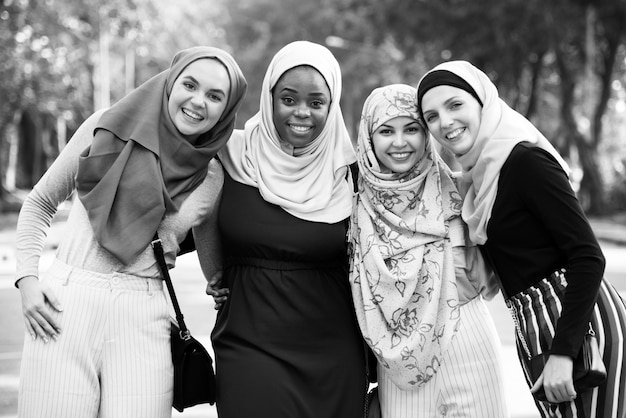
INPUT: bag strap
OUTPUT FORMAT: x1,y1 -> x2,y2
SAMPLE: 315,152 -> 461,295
151,233 -> 191,339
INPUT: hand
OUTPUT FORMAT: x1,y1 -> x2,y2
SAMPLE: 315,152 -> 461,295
17,276 -> 63,343
205,271 -> 228,310
530,354 -> 576,403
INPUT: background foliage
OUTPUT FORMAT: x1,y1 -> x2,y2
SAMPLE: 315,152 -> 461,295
1,0 -> 625,213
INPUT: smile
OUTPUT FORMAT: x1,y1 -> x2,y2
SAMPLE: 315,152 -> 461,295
446,128 -> 465,140
289,124 -> 313,133
182,108 -> 204,121
389,152 -> 411,160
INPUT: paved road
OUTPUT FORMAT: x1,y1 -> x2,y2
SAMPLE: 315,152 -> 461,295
0,221 -> 624,418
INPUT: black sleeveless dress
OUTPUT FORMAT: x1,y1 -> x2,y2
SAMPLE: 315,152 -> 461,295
212,173 -> 367,417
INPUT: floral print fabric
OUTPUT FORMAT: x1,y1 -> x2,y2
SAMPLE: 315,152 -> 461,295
349,84 -> 462,389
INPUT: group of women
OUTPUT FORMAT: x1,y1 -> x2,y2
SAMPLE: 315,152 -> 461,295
14,39 -> 626,418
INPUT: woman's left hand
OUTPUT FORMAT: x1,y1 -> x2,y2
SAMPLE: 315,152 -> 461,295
531,354 -> 577,403
205,271 -> 228,310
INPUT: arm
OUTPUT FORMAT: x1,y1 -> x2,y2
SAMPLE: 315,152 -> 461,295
512,146 -> 604,402
192,160 -> 226,309
449,217 -> 499,303
16,109 -> 105,342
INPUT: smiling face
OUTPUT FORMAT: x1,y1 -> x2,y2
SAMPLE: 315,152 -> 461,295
167,58 -> 231,141
372,116 -> 426,174
420,85 -> 482,156
272,66 -> 331,148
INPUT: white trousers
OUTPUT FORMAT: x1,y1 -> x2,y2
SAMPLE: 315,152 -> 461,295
18,259 -> 173,418
379,297 -> 510,417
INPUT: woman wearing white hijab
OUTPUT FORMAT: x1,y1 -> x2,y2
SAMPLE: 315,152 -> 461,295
350,83 -> 508,417
418,60 -> 626,417
196,41 -> 366,417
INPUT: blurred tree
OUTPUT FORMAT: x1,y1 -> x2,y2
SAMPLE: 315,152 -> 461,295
337,0 -> 626,213
2,0 -> 625,215
0,0 -> 229,211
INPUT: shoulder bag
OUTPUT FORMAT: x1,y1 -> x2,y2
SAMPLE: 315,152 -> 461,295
482,246 -> 606,403
152,235 -> 217,412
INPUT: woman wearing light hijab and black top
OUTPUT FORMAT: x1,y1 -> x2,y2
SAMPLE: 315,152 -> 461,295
196,41 -> 367,417
418,60 -> 626,417
15,46 -> 247,418
350,83 -> 509,417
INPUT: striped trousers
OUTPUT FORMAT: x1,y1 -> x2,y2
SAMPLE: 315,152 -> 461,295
509,274 -> 626,418
18,259 -> 173,418
378,296 -> 510,417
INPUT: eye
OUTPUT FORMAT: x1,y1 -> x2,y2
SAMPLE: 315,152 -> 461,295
311,99 -> 325,108
377,128 -> 392,135
183,81 -> 196,90
424,113 -> 437,124
207,93 -> 223,102
407,126 -> 421,134
281,96 -> 295,105
449,101 -> 462,110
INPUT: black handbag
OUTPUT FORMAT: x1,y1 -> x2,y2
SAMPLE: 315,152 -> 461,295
493,264 -> 607,403
152,235 -> 217,412
364,386 -> 381,418
528,323 -> 607,402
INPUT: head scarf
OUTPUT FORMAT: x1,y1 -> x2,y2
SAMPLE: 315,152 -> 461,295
76,46 -> 247,264
417,60 -> 569,244
219,40 -> 356,223
349,84 -> 461,389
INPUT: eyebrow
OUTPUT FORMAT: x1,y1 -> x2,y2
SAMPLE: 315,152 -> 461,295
378,120 -> 420,128
182,75 -> 227,97
278,87 -> 328,97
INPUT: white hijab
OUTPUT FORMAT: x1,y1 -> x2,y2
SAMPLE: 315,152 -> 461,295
417,60 -> 569,244
219,41 -> 356,223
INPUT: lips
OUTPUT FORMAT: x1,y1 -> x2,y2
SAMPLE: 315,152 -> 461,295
182,108 -> 204,121
446,127 -> 464,140
289,124 -> 313,134
389,152 -> 411,160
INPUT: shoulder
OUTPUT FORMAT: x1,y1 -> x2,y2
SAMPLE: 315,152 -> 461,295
503,142 -> 565,181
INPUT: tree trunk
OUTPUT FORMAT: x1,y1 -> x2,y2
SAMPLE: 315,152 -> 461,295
555,49 -> 606,214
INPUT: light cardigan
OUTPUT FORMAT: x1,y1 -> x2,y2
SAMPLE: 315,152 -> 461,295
16,109 -> 223,282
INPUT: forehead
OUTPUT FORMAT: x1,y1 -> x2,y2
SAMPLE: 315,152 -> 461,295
421,85 -> 475,108
274,66 -> 330,95
179,58 -> 230,88
377,116 -> 419,128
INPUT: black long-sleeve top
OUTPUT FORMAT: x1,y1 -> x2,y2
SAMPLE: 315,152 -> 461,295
483,142 -> 605,358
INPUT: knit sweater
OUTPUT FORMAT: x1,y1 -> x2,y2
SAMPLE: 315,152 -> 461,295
16,109 -> 223,282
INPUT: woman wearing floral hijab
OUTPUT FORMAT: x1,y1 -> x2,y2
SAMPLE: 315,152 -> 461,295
197,41 -> 366,417
418,60 -> 626,417
350,83 -> 508,417
16,46 -> 247,418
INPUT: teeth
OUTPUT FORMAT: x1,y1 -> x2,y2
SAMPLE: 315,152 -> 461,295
290,125 -> 312,132
391,152 -> 410,159
446,128 -> 464,140
182,108 -> 203,121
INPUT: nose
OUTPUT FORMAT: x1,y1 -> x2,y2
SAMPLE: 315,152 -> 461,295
190,91 -> 204,107
440,111 -> 454,128
391,132 -> 407,147
294,104 -> 311,118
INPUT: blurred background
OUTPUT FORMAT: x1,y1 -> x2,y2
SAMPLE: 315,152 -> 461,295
1,0 -> 625,216
1,1 -> 626,417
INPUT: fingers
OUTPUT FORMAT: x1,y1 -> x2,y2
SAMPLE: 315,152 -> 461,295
530,373 -> 543,394
19,279 -> 62,342
208,271 -> 223,287
543,382 -> 577,404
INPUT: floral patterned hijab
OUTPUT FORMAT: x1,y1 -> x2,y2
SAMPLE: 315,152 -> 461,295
349,84 -> 461,389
